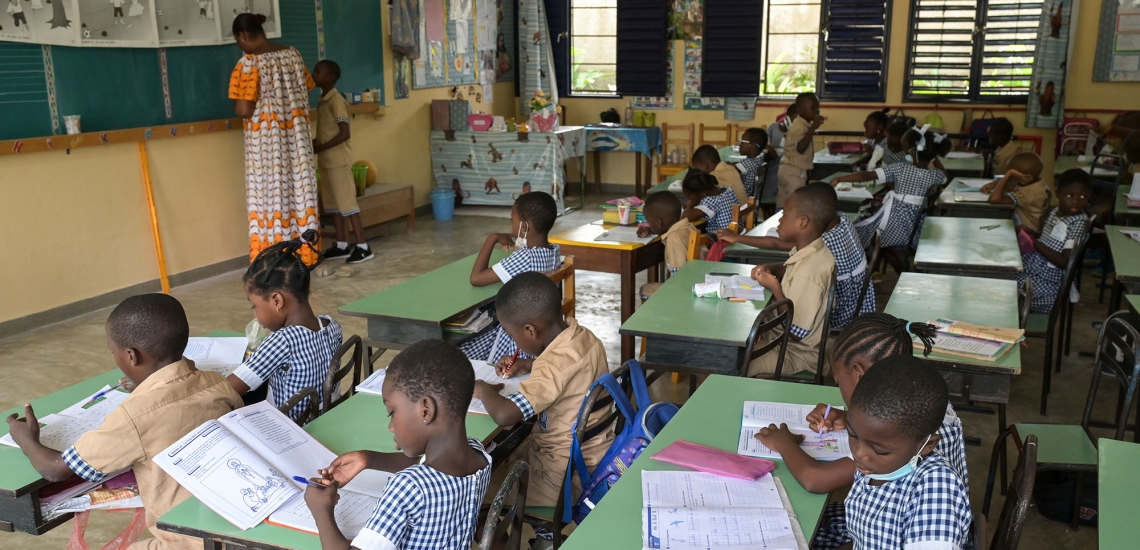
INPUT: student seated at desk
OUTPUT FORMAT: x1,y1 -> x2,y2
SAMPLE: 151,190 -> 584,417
755,313 -> 969,550
735,127 -> 773,199
462,191 -> 561,372
764,104 -> 797,200
981,151 -> 1050,233
638,191 -> 699,301
681,170 -> 738,233
226,230 -> 342,420
877,121 -> 910,168
779,92 -> 826,208
305,340 -> 491,550
473,273 -> 611,533
983,117 -> 1020,178
6,294 -> 243,550
692,144 -> 748,205
1017,169 -> 1091,313
834,128 -> 950,256
745,185 -> 836,377
858,109 -> 888,169
718,183 -> 873,330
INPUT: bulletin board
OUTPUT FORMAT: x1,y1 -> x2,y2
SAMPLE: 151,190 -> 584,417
1094,0 -> 1140,81
0,0 -> 384,141
410,0 -> 514,89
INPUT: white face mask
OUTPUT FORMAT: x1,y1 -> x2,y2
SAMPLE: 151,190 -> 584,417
866,434 -> 931,482
513,221 -> 529,249
905,153 -> 915,163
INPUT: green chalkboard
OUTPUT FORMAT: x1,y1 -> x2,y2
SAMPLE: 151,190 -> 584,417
322,0 -> 385,100
0,43 -> 53,140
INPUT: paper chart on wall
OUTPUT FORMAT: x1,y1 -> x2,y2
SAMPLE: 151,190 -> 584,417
0,0 -> 81,46
455,20 -> 469,53
683,40 -> 723,110
77,0 -> 159,47
154,0 -> 224,46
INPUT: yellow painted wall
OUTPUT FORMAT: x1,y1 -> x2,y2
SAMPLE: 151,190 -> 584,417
561,0 -> 1140,186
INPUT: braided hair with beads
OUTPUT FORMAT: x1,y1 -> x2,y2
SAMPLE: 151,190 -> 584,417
243,229 -> 323,300
831,312 -> 937,367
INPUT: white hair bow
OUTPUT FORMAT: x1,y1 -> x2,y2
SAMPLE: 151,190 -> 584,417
913,123 -> 931,151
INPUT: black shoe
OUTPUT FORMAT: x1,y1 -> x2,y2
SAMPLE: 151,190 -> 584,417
346,246 -> 375,264
324,246 -> 351,259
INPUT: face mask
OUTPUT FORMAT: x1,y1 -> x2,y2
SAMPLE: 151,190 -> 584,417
904,153 -> 914,163
866,434 -> 931,482
513,221 -> 529,249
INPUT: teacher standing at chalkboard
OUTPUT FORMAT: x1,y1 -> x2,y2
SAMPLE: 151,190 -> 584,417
228,13 -> 320,264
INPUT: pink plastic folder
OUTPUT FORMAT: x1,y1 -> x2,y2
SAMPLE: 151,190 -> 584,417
651,440 -> 777,481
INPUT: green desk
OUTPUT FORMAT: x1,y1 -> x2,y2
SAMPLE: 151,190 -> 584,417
724,211 -> 856,263
936,178 -> 1014,220
810,151 -> 861,181
157,392 -> 503,550
339,251 -> 507,350
884,273 -> 1019,426
620,261 -> 764,377
1113,191 -> 1140,226
913,217 -> 1023,279
0,331 -> 242,535
819,172 -> 885,213
560,376 -> 841,549
1054,155 -> 1121,178
1106,225 -> 1140,312
1098,438 -> 1140,548
941,155 -> 985,179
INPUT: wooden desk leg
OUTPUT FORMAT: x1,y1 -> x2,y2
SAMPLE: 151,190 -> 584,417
620,251 -> 635,362
635,153 -> 643,197
592,151 -> 602,194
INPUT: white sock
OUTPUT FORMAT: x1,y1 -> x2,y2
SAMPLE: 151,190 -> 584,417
357,243 -> 370,251
336,241 -> 348,249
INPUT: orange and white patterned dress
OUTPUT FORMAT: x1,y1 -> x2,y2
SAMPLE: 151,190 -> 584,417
229,48 -> 320,264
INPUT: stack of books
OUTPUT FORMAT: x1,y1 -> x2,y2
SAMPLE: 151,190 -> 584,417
443,308 -> 493,334
925,318 -> 1024,362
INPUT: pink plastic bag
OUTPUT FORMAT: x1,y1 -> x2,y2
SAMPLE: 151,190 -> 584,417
1017,229 -> 1036,256
67,508 -> 147,550
651,440 -> 777,480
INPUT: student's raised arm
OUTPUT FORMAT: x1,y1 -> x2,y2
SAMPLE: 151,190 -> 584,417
985,173 -> 1016,205
831,171 -> 878,185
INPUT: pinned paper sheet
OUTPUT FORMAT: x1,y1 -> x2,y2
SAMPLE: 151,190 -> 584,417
455,21 -> 469,53
450,0 -> 471,20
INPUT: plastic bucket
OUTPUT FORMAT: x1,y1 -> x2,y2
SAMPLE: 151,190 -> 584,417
431,189 -> 456,221
351,165 -> 368,196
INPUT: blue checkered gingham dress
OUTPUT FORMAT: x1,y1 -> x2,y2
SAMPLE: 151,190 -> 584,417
231,315 -> 342,420
854,163 -> 946,250
879,147 -> 908,167
459,245 -> 561,363
1017,209 -> 1088,314
738,155 -> 765,198
697,187 -> 738,232
764,122 -> 786,198
351,438 -> 492,550
822,215 -> 875,329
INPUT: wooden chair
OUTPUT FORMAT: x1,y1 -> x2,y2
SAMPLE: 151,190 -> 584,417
982,435 -> 1038,550
323,335 -> 364,413
547,256 -> 576,318
698,124 -> 732,149
728,198 -> 757,232
479,461 -> 530,550
739,299 -> 795,377
523,363 -> 632,548
657,123 -> 694,183
686,231 -> 712,260
277,386 -> 320,426
732,124 -> 748,145
984,312 -> 1140,529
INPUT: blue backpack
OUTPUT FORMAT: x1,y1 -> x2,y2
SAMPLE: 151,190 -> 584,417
562,360 -> 678,524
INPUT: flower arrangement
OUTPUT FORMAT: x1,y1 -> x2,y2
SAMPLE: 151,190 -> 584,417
528,89 -> 558,132
530,89 -> 553,113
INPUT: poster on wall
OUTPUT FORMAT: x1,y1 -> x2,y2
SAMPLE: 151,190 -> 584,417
1025,0 -> 1074,128
683,40 -> 723,110
1110,2 -> 1140,80
0,0 -> 82,46
633,45 -> 674,110
78,0 -> 159,47
667,0 -> 701,40
155,0 -> 223,46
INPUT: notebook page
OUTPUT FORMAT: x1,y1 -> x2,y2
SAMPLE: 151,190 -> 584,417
930,334 -> 1006,357
355,369 -> 386,396
643,507 -> 797,550
469,361 -> 530,415
641,471 -> 784,509
954,192 -> 992,202
184,337 -> 247,377
740,402 -> 814,430
0,413 -> 105,451
267,492 -> 380,538
737,425 -> 852,461
56,384 -> 131,422
594,226 -> 655,245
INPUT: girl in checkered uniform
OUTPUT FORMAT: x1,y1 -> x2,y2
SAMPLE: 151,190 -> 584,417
834,127 -> 951,252
681,170 -> 738,232
1017,170 -> 1091,313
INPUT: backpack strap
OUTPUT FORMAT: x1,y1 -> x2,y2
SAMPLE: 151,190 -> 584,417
562,372 -> 637,524
625,359 -> 652,413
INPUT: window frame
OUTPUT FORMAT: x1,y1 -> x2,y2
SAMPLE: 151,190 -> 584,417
902,0 -> 1040,104
566,0 -> 621,97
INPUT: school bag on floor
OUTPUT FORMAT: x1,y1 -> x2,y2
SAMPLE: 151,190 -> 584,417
562,359 -> 678,524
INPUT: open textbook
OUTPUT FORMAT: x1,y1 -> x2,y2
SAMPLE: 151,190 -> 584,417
642,471 -> 800,550
356,360 -> 530,415
737,402 -> 852,461
183,337 -> 248,377
0,384 -> 131,450
153,401 -> 392,534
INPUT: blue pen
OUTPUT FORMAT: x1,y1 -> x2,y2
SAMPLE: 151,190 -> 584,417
85,382 -> 127,405
818,404 -> 832,437
293,476 -> 313,486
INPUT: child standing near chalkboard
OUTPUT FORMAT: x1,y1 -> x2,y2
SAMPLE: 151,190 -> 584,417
312,59 -> 374,264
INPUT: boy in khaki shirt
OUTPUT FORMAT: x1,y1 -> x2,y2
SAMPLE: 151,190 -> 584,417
692,145 -> 748,205
747,185 -> 836,377
6,294 -> 242,549
638,191 -> 699,300
779,93 -> 826,208
986,118 -> 1020,177
474,273 -> 611,510
982,151 -> 1051,233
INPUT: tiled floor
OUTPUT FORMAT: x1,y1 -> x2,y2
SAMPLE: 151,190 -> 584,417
0,193 -> 1113,548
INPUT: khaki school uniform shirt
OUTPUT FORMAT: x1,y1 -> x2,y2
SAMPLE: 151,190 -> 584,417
1010,179 -> 1051,233
71,360 -> 243,550
993,141 -> 1020,175
317,88 -> 353,169
663,218 -> 698,273
781,117 -> 814,171
712,161 -> 749,205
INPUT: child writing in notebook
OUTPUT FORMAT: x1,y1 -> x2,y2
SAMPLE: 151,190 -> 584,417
305,340 -> 491,550
755,313 -> 969,550
735,127 -> 772,199
461,191 -> 561,373
981,151 -> 1050,233
638,191 -> 699,300
681,170 -> 737,233
1018,169 -> 1091,313
227,230 -> 343,420
6,294 -> 243,550
692,145 -> 748,204
473,273 -> 610,531
778,92 -> 826,208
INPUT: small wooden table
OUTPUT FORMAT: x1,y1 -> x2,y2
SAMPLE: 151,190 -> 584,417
1098,438 -> 1140,548
723,211 -> 856,263
936,178 -> 1014,219
559,376 -> 841,549
549,224 -> 664,362
620,261 -> 764,377
913,217 -> 1023,279
1105,225 -> 1140,312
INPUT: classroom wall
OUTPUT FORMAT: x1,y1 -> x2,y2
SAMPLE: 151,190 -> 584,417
0,17 -> 515,327
560,0 -> 1140,185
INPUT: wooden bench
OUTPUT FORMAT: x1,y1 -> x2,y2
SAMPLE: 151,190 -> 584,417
320,183 -> 415,238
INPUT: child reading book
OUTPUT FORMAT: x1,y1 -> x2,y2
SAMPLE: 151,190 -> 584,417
1017,169 -> 1091,313
638,191 -> 698,300
981,151 -> 1051,233
681,170 -> 738,232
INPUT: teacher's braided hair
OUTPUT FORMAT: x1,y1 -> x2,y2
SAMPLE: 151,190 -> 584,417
832,313 -> 937,366
243,229 -> 322,300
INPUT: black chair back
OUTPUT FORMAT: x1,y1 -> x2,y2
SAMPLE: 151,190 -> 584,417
1018,278 -> 1033,330
277,386 -> 320,426
855,229 -> 881,316
1046,225 -> 1091,334
741,298 -> 794,377
989,435 -> 1038,550
1083,312 -> 1140,441
324,335 -> 364,412
479,461 -> 530,550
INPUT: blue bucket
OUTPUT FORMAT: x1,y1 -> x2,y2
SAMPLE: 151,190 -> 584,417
431,189 -> 456,221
